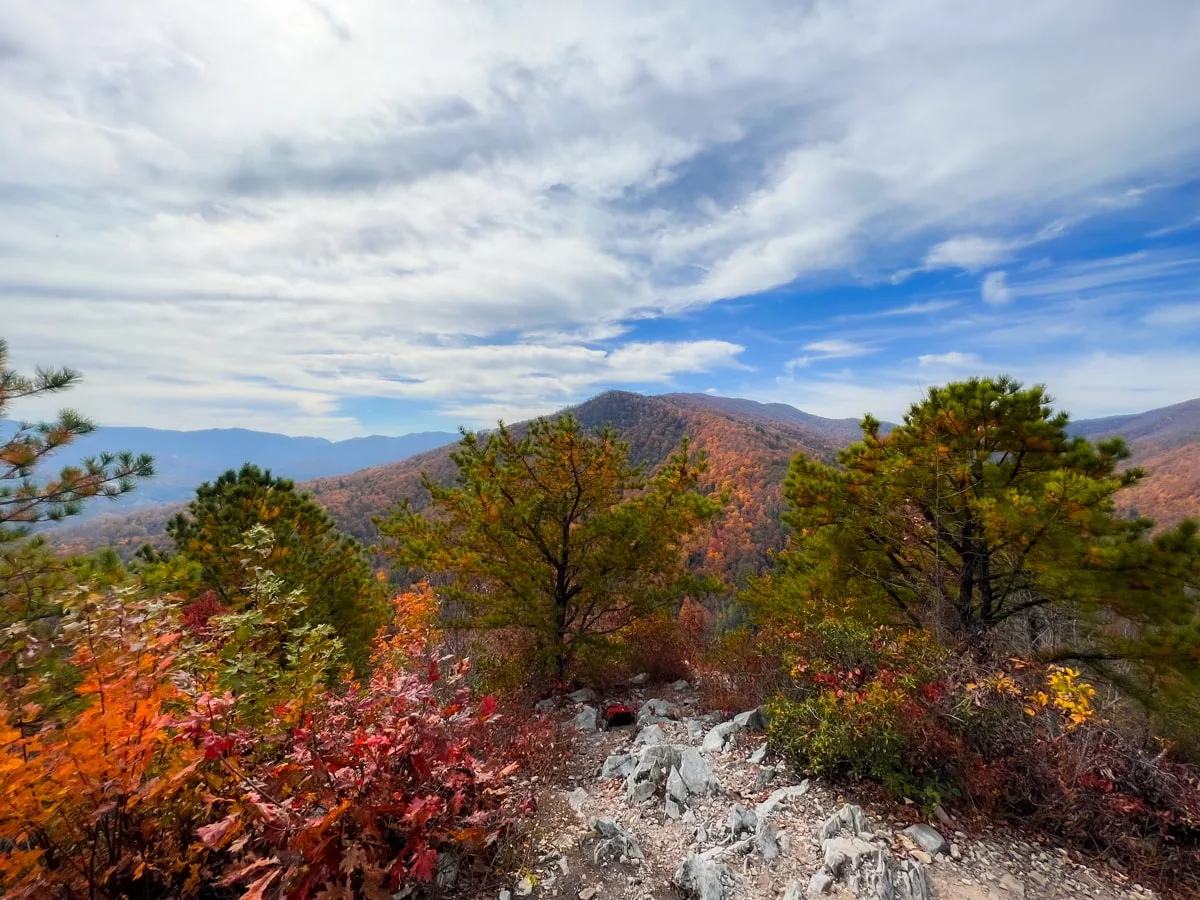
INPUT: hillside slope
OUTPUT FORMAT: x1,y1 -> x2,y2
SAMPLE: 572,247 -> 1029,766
50,392 -> 1200,569
1070,398 -> 1200,526
304,391 -> 857,581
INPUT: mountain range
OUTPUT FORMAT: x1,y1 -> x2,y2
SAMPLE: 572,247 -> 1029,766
47,392 -> 1200,578
2,420 -> 457,514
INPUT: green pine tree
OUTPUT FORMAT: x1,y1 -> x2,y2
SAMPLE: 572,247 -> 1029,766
377,415 -> 722,682
165,464 -> 387,675
770,377 -> 1199,693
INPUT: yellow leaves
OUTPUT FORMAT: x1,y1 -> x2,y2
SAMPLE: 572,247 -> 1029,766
971,663 -> 1098,731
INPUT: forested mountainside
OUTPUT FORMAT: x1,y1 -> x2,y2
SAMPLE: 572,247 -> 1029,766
1070,398 -> 1200,527
48,391 -> 865,578
50,390 -> 1200,576
307,390 -> 867,581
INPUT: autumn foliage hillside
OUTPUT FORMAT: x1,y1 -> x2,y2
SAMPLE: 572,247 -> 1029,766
49,391 -> 1200,574
1071,397 -> 1200,526
305,391 -> 861,582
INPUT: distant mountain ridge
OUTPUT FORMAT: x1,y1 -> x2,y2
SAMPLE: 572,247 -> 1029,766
1067,398 -> 1200,527
2,419 -> 457,515
48,391 -> 1200,571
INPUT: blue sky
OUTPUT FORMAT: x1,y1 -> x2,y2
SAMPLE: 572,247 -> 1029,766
2,1 -> 1199,438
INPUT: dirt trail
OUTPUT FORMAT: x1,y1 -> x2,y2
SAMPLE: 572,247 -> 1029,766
474,681 -> 1158,900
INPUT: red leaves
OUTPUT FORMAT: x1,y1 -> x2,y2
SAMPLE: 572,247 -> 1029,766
478,694 -> 497,722
202,732 -> 235,759
427,657 -> 440,684
409,848 -> 437,882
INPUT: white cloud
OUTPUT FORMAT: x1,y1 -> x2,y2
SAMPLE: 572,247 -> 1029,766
924,236 -> 1015,272
3,1 -> 1200,433
981,271 -> 1012,305
918,351 -> 980,367
1143,302 -> 1200,327
785,339 -> 874,370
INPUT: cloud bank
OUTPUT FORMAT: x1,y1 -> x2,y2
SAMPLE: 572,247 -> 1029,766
2,1 -> 1199,434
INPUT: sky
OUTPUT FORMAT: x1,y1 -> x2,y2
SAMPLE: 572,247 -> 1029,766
2,1 -> 1200,439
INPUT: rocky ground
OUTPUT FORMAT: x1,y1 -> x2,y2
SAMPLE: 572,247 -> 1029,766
464,679 -> 1161,900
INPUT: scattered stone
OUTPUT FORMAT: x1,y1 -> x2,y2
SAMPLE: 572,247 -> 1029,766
574,705 -> 600,732
599,753 -> 636,780
678,747 -> 722,796
666,766 -> 690,818
756,781 -> 810,820
728,804 -> 758,840
933,804 -> 954,829
499,891 -> 512,900
910,849 -> 932,866
515,874 -> 534,896
806,871 -> 833,896
636,698 -> 682,728
567,688 -> 597,704
823,836 -> 877,874
753,766 -> 776,791
755,818 -> 783,861
567,787 -> 590,813
817,804 -> 870,841
624,744 -> 681,804
578,888 -> 598,900
732,707 -> 767,730
634,723 -> 667,747
671,679 -> 691,691
950,842 -> 962,861
534,698 -> 556,712
747,743 -> 768,765
629,672 -> 649,686
901,823 -> 950,857
701,720 -> 739,753
674,852 -> 736,900
584,818 -> 644,865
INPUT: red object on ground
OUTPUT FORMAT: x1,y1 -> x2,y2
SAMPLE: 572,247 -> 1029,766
603,704 -> 636,728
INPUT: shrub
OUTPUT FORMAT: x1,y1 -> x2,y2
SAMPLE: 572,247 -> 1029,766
1,565 -> 549,898
765,619 -> 953,801
182,658 -> 547,898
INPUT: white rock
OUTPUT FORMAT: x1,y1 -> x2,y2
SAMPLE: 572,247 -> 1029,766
674,853 -> 735,900
755,781 -> 809,820
701,720 -> 739,753
634,723 -> 667,747
574,705 -> 600,732
806,872 -> 833,896
732,707 -> 766,730
902,823 -> 950,857
600,753 -> 637,779
678,747 -> 722,795
630,672 -> 649,686
567,787 -> 590,813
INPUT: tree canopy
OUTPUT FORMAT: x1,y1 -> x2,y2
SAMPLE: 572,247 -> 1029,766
164,463 -> 387,674
773,377 -> 1200,687
377,415 -> 722,681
